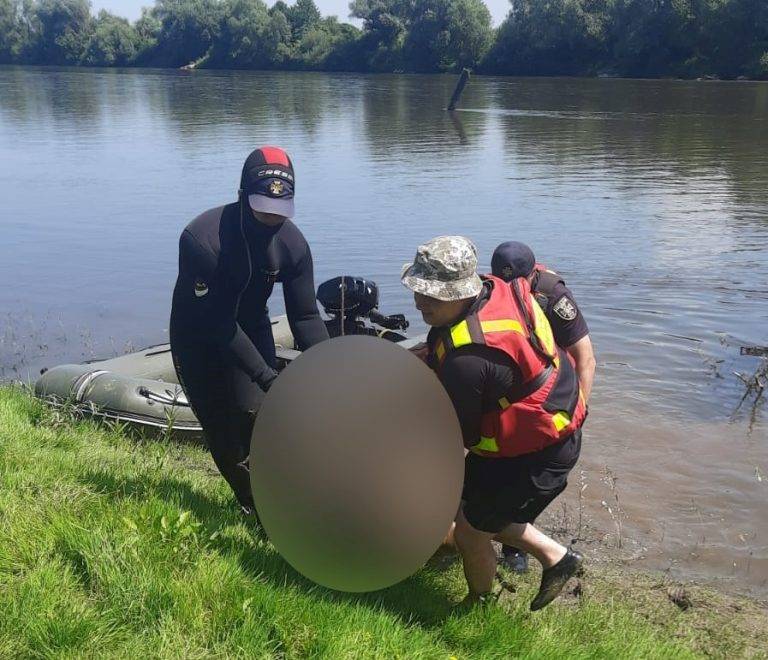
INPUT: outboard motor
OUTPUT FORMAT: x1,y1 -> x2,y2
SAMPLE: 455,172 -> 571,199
317,276 -> 409,341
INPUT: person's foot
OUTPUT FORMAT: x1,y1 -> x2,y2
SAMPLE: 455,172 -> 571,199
500,545 -> 529,573
530,547 -> 584,611
456,591 -> 493,610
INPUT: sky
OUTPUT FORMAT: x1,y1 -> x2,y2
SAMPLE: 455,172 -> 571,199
90,0 -> 512,27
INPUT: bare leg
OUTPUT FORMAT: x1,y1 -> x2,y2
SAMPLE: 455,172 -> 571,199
495,522 -> 566,569
454,509 -> 497,597
442,521 -> 457,548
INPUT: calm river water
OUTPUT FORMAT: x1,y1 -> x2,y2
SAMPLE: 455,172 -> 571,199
1,66 -> 766,594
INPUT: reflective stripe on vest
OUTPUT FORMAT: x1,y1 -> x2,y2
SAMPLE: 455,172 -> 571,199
531,297 -> 559,368
471,410 -> 572,455
475,436 -> 499,453
436,317 -> 526,364
450,318 -> 525,350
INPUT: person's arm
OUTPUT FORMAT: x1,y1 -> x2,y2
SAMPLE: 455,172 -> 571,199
440,352 -> 486,450
439,346 -> 519,450
178,230 -> 278,390
565,334 -> 596,403
546,285 -> 594,402
282,242 -> 330,350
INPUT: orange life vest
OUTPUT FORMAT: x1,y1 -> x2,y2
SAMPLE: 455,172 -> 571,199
429,275 -> 586,458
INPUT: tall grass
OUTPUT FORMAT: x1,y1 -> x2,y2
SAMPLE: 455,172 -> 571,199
0,385 -> 760,658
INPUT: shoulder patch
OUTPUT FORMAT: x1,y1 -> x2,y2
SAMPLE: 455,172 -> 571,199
553,295 -> 577,321
194,278 -> 209,298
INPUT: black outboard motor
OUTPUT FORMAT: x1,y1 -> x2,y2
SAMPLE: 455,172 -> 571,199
316,276 -> 409,341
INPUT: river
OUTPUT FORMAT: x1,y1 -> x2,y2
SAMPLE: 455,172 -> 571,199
1,66 -> 766,595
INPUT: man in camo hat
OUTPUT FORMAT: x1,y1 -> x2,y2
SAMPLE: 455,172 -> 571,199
401,236 -> 585,610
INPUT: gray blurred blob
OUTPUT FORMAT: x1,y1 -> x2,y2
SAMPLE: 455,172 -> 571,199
250,335 -> 465,592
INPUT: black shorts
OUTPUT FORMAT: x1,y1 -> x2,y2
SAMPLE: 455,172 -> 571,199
462,430 -> 582,534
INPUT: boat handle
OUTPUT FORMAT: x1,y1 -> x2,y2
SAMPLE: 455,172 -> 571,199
137,386 -> 191,407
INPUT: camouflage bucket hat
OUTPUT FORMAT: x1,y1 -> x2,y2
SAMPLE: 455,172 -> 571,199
401,236 -> 483,302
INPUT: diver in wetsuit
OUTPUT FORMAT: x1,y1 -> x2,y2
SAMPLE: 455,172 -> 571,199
170,147 -> 329,511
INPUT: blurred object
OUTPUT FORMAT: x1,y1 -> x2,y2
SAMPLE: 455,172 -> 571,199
249,335 -> 464,592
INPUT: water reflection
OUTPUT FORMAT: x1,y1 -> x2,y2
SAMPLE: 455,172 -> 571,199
488,77 -> 768,218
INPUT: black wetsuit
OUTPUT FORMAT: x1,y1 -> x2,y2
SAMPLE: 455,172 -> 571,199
169,201 -> 328,509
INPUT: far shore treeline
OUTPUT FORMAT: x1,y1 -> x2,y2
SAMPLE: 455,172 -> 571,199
0,0 -> 766,80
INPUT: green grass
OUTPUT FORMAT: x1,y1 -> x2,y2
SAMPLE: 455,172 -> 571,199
0,385 -> 765,659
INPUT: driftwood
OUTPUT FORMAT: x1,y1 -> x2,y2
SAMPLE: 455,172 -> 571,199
733,347 -> 767,432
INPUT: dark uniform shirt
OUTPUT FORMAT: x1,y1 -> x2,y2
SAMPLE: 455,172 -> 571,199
530,269 -> 589,349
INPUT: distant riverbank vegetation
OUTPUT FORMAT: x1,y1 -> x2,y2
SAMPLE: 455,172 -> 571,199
1,0 -> 767,79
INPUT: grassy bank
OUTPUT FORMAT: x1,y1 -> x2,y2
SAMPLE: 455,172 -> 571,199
0,385 -> 765,658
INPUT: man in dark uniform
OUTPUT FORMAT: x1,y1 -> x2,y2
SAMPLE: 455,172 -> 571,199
170,146 -> 329,512
402,236 -> 585,610
491,241 -> 595,572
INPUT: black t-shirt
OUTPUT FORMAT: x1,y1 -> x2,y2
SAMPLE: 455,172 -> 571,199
429,282 -> 522,449
531,271 -> 589,349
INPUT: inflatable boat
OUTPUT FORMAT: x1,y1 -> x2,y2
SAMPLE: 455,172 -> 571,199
34,276 -> 416,437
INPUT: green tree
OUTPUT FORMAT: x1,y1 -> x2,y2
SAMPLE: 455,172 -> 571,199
4,0 -> 765,79
0,0 -> 27,62
208,0 -> 274,67
83,9 -> 138,65
151,0 -> 222,66
760,51 -> 768,78
405,0 -> 492,72
262,5 -> 292,64
351,0 -> 492,72
697,0 -> 768,78
321,19 -> 364,70
33,0 -> 92,64
287,0 -> 320,39
484,0 -> 612,76
349,0 -> 409,70
270,0 -> 289,15
134,6 -> 161,58
607,0 -> 695,77
292,15 -> 361,69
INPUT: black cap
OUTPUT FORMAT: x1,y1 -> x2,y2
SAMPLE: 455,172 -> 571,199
241,146 -> 295,218
491,241 -> 536,281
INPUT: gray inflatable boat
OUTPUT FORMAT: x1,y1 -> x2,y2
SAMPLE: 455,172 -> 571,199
34,316 -> 298,437
34,276 -> 419,437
